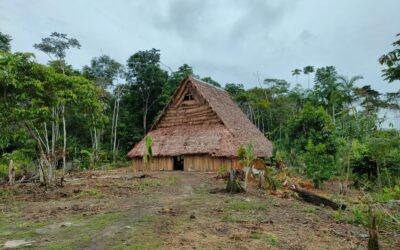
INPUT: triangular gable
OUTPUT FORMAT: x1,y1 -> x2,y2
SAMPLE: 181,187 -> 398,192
151,76 -> 224,130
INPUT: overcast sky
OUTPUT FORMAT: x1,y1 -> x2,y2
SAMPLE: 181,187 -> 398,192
1,0 -> 399,94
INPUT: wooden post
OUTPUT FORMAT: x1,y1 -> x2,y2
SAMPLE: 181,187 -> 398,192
368,206 -> 379,250
8,160 -> 15,186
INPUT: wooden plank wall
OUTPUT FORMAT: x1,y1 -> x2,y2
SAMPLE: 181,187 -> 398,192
184,155 -> 239,172
132,155 -> 242,172
132,157 -> 173,171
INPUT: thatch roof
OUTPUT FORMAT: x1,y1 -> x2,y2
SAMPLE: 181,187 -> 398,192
127,76 -> 272,158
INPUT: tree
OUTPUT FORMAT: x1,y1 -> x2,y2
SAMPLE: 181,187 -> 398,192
238,144 -> 256,191
0,32 -> 12,52
0,51 -> 102,185
379,33 -> 400,82
225,83 -> 245,98
34,32 -> 81,74
125,48 -> 168,133
312,66 -> 343,123
82,55 -> 124,90
34,32 -> 81,171
304,139 -> 336,188
292,68 -> 302,84
82,55 -> 124,162
303,65 -> 314,89
287,102 -> 336,154
201,76 -> 221,87
337,75 -> 363,110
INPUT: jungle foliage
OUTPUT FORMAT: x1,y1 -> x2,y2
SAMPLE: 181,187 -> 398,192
0,31 -> 399,191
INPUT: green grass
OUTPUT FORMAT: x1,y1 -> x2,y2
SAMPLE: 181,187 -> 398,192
42,212 -> 123,249
372,185 -> 400,203
167,176 -> 182,185
137,179 -> 161,191
302,206 -> 316,214
250,232 -> 279,246
0,217 -> 48,241
222,214 -> 246,222
114,214 -> 163,249
78,188 -> 104,198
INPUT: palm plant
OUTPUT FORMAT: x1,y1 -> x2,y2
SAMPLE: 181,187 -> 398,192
337,75 -> 363,111
292,69 -> 302,84
303,66 -> 314,89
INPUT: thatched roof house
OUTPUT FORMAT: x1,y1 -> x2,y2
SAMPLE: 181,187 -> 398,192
128,76 -> 272,171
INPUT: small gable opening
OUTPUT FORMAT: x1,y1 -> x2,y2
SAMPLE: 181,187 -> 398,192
173,156 -> 184,171
183,91 -> 193,101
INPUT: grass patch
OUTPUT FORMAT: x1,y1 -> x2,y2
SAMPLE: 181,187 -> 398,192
137,179 -> 161,191
78,188 -> 104,198
371,185 -> 400,203
0,217 -> 48,241
225,199 -> 268,211
167,176 -> 182,185
42,212 -> 123,249
302,206 -> 316,214
222,214 -> 246,222
0,189 -> 14,196
250,232 -> 278,246
115,214 -> 163,249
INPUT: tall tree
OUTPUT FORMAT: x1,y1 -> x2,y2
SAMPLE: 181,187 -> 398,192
337,75 -> 363,109
34,32 -> 81,171
82,55 -> 124,90
125,48 -> 168,133
292,68 -> 302,84
303,65 -> 314,89
312,66 -> 342,123
0,32 -> 12,52
82,55 -> 124,162
379,33 -> 400,83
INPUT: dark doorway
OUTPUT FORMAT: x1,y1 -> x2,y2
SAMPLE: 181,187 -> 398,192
173,156 -> 184,171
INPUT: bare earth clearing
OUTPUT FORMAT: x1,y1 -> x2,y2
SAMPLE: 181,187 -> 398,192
0,168 -> 399,249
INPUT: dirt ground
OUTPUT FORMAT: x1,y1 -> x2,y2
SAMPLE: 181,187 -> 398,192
0,168 -> 399,249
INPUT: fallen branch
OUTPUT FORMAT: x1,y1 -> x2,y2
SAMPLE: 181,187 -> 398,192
291,186 -> 346,210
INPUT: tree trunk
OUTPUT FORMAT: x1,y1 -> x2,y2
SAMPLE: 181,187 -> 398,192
291,187 -> 346,210
332,104 -> 335,124
110,96 -> 117,152
8,160 -> 15,186
113,95 -> 120,162
244,166 -> 250,191
62,105 -> 66,172
226,169 -> 244,193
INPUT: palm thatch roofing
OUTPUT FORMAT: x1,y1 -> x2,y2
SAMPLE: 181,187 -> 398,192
127,76 -> 272,158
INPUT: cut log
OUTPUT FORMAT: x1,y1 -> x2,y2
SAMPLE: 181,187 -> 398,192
226,169 -> 244,193
291,187 -> 346,210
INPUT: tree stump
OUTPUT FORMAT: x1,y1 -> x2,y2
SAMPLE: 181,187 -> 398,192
226,169 -> 244,193
368,206 -> 379,250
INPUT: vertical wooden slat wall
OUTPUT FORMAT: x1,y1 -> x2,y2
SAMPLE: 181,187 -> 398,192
132,155 -> 241,172
132,157 -> 173,171
184,155 -> 235,171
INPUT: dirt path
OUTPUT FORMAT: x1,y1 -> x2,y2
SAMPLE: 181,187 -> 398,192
85,172 -> 202,250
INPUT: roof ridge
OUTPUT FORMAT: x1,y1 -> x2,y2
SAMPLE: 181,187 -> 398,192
191,76 -> 226,91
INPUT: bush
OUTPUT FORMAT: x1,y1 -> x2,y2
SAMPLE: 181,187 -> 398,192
304,140 -> 336,187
